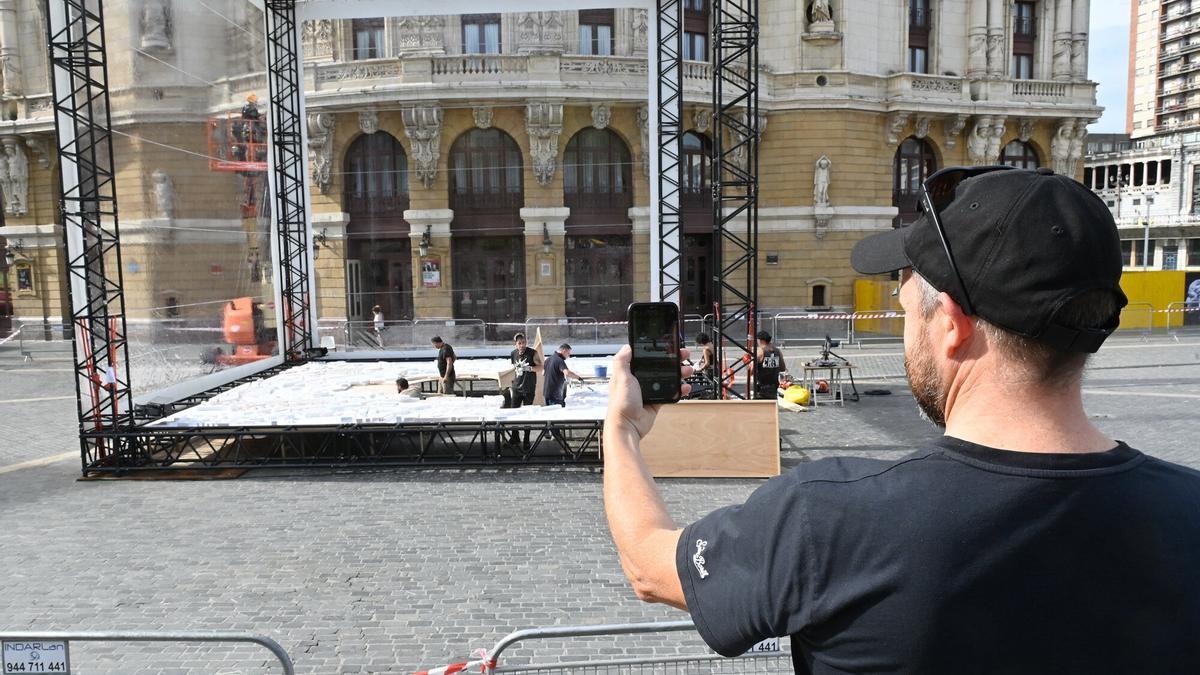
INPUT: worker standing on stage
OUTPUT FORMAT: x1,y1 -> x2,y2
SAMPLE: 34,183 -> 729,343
543,343 -> 583,407
432,336 -> 456,395
693,333 -> 715,381
509,332 -> 542,408
752,330 -> 786,400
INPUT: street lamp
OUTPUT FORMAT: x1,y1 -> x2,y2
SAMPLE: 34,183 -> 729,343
541,223 -> 553,255
418,224 -> 432,258
3,239 -> 25,266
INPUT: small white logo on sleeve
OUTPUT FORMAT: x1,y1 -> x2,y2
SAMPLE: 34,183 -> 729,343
693,539 -> 710,579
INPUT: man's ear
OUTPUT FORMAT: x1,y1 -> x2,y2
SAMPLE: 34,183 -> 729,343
936,291 -> 976,359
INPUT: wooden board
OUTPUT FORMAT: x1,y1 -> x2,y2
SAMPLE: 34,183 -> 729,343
640,400 -> 780,478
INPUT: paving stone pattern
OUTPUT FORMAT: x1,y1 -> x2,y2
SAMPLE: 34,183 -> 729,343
0,337 -> 1198,673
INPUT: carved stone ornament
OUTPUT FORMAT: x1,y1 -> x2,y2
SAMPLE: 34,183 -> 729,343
813,155 -> 832,208
636,105 -> 649,177
307,113 -> 335,194
1053,38 -> 1072,81
24,136 -> 50,169
359,110 -> 379,135
402,105 -> 444,188
517,12 -> 565,55
692,107 -> 711,133
526,102 -> 564,186
0,137 -> 28,216
591,103 -> 611,130
885,111 -> 911,146
631,10 -> 649,54
151,169 -> 175,219
1018,119 -> 1035,143
302,20 -> 334,58
967,116 -> 991,165
944,114 -> 968,149
986,33 -> 1004,77
809,0 -> 833,26
1068,118 -> 1090,173
0,47 -> 22,98
731,111 -> 767,171
986,117 -> 1006,164
397,15 -> 446,55
473,106 -> 493,130
139,0 -> 172,51
913,116 -> 931,140
1049,119 -> 1073,175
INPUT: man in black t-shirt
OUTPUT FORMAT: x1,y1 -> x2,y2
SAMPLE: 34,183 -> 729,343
752,330 -> 786,400
543,343 -> 582,407
508,332 -> 542,407
431,336 -> 456,395
601,167 -> 1200,673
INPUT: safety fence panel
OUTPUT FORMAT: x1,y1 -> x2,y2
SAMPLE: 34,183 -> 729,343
418,621 -> 790,675
1118,302 -> 1155,336
1165,301 -> 1200,338
0,630 -> 293,674
773,312 -> 850,346
522,317 -> 609,346
412,318 -> 488,346
850,311 -> 905,344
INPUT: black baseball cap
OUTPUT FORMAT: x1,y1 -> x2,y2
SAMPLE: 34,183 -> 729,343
851,167 -> 1127,352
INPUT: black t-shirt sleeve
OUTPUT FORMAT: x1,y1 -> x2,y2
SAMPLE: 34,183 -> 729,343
675,471 -> 813,657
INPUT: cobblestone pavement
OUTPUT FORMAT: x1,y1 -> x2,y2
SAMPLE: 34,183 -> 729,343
0,337 -> 1198,673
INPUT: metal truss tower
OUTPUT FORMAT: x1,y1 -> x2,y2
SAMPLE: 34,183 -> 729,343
47,0 -> 137,468
265,0 -> 316,361
710,0 -> 759,399
655,0 -> 684,306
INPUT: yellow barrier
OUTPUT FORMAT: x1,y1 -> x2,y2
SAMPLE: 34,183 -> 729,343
853,279 -> 903,336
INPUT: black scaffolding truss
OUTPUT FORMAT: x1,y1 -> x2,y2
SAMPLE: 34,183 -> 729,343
655,0 -> 684,305
265,0 -> 315,361
47,0 -> 137,470
709,0 -> 759,399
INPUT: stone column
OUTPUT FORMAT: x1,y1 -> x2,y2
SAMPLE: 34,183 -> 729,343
520,207 -> 569,318
405,209 -> 455,320
0,0 -> 23,98
1052,0 -> 1074,81
1071,0 -> 1089,80
967,0 -> 988,78
985,0 -> 1005,78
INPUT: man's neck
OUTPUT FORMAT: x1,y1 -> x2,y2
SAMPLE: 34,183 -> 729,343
943,372 -> 1114,454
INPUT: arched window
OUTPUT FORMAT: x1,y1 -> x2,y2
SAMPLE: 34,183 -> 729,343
1000,140 -> 1040,169
564,128 -> 632,226
343,131 -> 409,217
682,131 -> 712,213
892,137 -> 937,225
449,128 -> 523,220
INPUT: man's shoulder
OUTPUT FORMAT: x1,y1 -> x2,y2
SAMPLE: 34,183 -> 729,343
784,448 -> 942,489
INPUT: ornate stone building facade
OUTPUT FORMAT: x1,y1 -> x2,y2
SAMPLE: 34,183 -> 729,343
1,0 -> 1100,333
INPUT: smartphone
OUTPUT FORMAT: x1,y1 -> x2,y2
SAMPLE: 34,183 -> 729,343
627,301 -> 683,404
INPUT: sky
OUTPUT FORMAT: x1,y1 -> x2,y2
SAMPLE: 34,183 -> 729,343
1089,0 -> 1132,133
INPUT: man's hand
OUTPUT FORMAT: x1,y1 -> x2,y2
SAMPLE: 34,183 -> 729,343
606,346 -> 694,440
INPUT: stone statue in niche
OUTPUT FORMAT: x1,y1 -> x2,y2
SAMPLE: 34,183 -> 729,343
813,155 -> 831,208
151,169 -> 174,219
4,141 -> 28,215
140,0 -> 172,51
810,0 -> 833,24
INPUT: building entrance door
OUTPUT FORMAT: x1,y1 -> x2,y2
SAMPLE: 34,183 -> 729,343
452,235 -> 526,340
682,233 -> 713,317
347,239 -> 413,322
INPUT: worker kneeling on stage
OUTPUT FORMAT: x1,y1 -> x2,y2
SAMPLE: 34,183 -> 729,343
543,343 -> 583,407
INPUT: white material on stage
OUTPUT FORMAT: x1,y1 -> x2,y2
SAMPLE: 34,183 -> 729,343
148,357 -> 616,428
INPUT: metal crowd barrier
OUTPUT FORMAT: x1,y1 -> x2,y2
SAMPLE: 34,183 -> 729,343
849,310 -> 904,345
773,311 -> 850,346
1165,301 -> 1200,339
1118,301 -> 1155,337
0,630 -> 294,674
418,621 -> 790,675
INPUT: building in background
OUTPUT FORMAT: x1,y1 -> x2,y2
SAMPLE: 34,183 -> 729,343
1084,131 -> 1200,270
1,0 -> 1099,339
1128,0 -> 1200,138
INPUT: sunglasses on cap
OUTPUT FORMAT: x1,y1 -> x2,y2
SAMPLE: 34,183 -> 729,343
918,165 -> 1018,316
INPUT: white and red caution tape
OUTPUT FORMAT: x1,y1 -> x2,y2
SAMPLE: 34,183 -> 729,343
414,649 -> 494,675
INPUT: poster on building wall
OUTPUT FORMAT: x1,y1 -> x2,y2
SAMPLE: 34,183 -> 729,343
421,256 -> 441,288
1186,272 -> 1200,327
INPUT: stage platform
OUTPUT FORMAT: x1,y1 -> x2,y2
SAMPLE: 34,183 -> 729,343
87,354 -> 617,475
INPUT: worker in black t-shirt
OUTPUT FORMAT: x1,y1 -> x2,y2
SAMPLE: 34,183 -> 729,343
542,343 -> 582,407
751,330 -> 786,400
600,168 -> 1200,673
508,332 -> 542,407
431,335 -> 456,395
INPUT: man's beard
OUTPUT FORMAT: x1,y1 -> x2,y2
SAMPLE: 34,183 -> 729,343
904,327 -> 947,427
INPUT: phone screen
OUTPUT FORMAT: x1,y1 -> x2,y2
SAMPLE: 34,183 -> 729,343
628,302 -> 682,404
